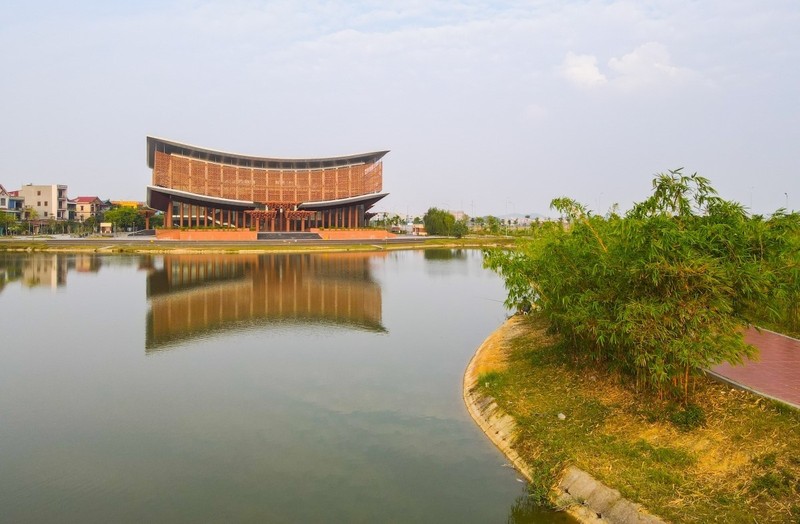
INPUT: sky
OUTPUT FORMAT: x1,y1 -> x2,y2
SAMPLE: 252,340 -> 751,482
1,0 -> 798,217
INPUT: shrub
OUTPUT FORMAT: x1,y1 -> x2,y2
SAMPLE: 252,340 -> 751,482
485,170 -> 800,401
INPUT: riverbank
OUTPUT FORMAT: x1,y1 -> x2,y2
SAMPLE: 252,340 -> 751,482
464,314 -> 800,523
0,236 -> 514,254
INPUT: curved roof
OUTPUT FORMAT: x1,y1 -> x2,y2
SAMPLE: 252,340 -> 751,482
147,136 -> 389,171
147,186 -> 257,210
147,185 -> 388,211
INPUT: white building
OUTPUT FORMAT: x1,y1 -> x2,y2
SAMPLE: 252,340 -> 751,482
16,184 -> 69,220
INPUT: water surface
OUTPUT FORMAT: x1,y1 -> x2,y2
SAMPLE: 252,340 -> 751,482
0,250 -> 571,523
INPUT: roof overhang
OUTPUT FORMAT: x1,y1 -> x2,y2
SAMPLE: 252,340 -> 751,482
147,186 -> 257,211
298,193 -> 389,211
147,136 -> 389,170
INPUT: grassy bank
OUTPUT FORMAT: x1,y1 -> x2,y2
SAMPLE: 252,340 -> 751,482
0,236 -> 514,254
476,314 -> 800,523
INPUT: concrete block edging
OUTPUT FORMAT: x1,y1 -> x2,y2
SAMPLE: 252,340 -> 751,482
462,317 -> 665,524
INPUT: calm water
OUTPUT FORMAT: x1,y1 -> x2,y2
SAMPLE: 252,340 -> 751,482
0,250 -> 572,523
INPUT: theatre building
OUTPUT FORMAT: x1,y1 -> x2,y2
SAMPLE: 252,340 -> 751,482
146,136 -> 390,239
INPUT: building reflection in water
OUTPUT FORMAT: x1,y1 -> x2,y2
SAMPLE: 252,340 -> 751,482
145,253 -> 386,351
0,253 -> 102,292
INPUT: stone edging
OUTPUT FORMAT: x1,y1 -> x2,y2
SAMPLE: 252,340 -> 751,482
462,316 -> 666,524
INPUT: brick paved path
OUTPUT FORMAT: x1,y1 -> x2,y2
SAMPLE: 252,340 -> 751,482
711,327 -> 800,408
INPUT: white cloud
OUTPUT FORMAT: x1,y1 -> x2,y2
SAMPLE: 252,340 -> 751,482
608,42 -> 690,90
561,52 -> 608,88
560,42 -> 697,92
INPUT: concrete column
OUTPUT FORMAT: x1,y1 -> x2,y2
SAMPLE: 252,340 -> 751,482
166,201 -> 173,229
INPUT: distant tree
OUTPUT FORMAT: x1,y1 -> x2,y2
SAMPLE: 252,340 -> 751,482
423,207 -> 456,236
83,216 -> 98,233
105,206 -> 143,230
486,216 -> 500,234
452,219 -> 469,238
0,212 -> 16,235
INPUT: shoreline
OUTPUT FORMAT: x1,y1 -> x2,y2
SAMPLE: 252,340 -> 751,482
462,317 -> 664,524
0,236 -> 513,255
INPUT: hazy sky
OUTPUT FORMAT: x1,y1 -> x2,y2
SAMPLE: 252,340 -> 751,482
1,1 -> 798,217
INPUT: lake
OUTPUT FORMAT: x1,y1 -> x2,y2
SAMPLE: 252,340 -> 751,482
0,250 -> 572,523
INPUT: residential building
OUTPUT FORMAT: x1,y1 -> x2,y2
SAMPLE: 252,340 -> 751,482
16,184 -> 68,220
111,200 -> 145,208
74,196 -> 103,222
0,184 -> 24,219
0,184 -> 8,211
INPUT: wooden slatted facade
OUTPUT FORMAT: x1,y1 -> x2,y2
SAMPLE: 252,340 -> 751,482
146,136 -> 388,232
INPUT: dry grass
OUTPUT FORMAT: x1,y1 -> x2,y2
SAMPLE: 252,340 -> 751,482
479,314 -> 800,523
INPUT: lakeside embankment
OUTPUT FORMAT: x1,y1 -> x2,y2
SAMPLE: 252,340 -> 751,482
0,236 -> 514,254
464,315 -> 800,523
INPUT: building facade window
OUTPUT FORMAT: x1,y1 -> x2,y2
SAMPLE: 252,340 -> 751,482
44,211 -> 48,217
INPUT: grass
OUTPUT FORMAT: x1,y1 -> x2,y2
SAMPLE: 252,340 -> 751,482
476,314 -> 800,523
0,235 -> 515,254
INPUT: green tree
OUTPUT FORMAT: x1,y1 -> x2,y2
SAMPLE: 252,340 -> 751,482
149,214 -> 164,228
104,207 -> 143,230
485,216 -> 500,234
485,169 -> 798,401
0,212 -> 16,235
423,207 -> 456,236
83,216 -> 98,233
452,219 -> 469,238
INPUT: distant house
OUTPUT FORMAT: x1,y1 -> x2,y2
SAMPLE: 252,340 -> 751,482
111,200 -> 145,209
15,184 -> 69,220
0,185 -> 11,217
450,210 -> 468,221
74,196 -> 103,222
1,185 -> 25,220
411,224 -> 427,236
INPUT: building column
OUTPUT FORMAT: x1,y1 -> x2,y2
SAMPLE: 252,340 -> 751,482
166,201 -> 173,228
